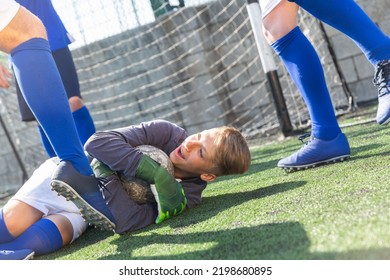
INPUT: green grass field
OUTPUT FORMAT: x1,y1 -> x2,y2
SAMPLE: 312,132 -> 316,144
39,104 -> 390,260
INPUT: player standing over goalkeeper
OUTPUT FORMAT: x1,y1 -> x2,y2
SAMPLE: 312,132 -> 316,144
12,0 -> 97,158
260,0 -> 390,171
0,0 -> 116,236
0,120 -> 251,259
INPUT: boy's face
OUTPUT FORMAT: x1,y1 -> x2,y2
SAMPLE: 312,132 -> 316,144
169,128 -> 218,181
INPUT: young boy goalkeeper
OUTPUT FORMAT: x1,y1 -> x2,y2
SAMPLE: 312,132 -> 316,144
0,119 -> 251,259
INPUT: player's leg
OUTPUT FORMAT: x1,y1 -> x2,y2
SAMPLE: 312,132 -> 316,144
3,7 -> 90,174
14,46 -> 96,156
52,46 -> 96,145
0,5 -> 115,229
0,217 -> 66,256
0,158 -> 67,242
37,97 -> 96,157
0,200 -> 63,260
0,211 -> 87,259
69,97 -> 96,145
0,204 -> 65,258
0,159 -> 88,258
0,197 -> 88,258
15,78 -> 57,157
0,201 -> 43,242
263,0 -> 350,171
2,193 -> 84,247
289,0 -> 390,125
33,47 -> 96,157
0,210 -> 87,260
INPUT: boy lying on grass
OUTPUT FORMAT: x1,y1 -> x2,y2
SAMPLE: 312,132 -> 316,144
0,120 -> 251,259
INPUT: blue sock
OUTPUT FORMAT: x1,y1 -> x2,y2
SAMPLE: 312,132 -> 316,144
0,209 -> 14,243
11,38 -> 92,175
290,0 -> 390,65
272,27 -> 341,140
72,106 -> 96,146
37,107 -> 95,157
0,219 -> 63,256
37,125 -> 56,158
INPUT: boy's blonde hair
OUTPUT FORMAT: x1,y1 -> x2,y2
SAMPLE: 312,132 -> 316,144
210,126 -> 251,176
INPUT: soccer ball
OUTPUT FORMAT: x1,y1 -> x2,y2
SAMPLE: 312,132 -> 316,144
136,145 -> 174,176
120,145 -> 174,204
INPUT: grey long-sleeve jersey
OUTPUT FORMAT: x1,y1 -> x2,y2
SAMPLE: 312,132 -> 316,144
84,119 -> 207,234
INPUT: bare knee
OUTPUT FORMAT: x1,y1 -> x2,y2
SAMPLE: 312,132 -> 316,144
3,200 -> 43,237
68,96 -> 85,112
262,0 -> 299,44
44,215 -> 74,246
0,6 -> 47,53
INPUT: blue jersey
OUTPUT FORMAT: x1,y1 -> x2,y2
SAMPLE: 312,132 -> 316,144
16,0 -> 71,51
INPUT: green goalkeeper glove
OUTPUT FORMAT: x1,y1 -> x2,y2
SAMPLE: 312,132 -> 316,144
90,158 -> 116,178
135,155 -> 187,224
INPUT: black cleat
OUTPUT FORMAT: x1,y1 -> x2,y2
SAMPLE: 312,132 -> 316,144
51,161 -> 116,231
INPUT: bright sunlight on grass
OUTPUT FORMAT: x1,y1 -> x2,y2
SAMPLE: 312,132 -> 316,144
39,103 -> 390,260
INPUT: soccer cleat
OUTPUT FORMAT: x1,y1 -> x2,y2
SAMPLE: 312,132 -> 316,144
278,132 -> 350,172
0,249 -> 35,260
373,60 -> 390,125
51,161 -> 116,231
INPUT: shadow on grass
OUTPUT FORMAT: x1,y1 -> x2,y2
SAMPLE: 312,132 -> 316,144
346,125 -> 389,139
103,181 -> 312,260
41,180 -> 306,260
250,141 -> 301,163
105,221 -> 312,260
175,180 -> 307,227
100,178 -> 390,260
101,222 -> 390,260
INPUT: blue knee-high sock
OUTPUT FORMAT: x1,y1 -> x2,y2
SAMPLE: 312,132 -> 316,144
37,125 -> 56,158
272,27 -> 341,140
37,106 -> 96,157
0,219 -> 63,256
72,106 -> 96,146
11,38 -> 92,175
290,0 -> 390,65
0,209 -> 14,243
